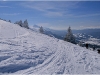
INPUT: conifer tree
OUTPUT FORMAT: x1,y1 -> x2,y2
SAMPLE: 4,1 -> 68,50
18,20 -> 23,27
23,19 -> 29,29
64,26 -> 76,44
39,26 -> 44,33
8,20 -> 11,23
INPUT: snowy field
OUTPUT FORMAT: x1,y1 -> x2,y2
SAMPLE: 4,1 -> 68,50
0,20 -> 100,74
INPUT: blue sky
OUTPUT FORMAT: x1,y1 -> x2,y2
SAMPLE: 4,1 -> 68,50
0,1 -> 100,30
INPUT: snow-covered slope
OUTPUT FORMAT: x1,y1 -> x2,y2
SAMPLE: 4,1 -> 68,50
0,20 -> 100,74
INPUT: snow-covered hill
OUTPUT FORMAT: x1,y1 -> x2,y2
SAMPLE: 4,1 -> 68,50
0,20 -> 100,74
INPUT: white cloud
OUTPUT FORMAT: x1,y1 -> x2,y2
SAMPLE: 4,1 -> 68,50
20,1 -> 79,17
2,0 -> 7,1
78,25 -> 100,30
19,1 -> 100,30
45,11 -> 63,17
2,13 -> 21,16
20,1 -> 100,18
21,2 -> 55,11
72,13 -> 100,18
0,5 -> 11,8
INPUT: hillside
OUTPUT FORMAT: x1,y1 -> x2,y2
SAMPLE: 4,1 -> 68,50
31,25 -> 100,47
0,20 -> 100,74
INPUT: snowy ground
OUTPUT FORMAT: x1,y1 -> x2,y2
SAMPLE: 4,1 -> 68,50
0,20 -> 100,74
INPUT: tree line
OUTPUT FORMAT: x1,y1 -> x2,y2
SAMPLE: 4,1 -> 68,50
0,18 -> 11,23
0,18 -> 29,29
14,19 -> 29,29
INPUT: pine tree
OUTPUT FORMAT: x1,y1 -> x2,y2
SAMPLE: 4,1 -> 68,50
8,20 -> 11,23
39,26 -> 44,33
3,19 -> 6,21
14,21 -> 18,24
15,20 -> 23,27
64,26 -> 76,44
23,19 -> 29,29
18,20 -> 23,27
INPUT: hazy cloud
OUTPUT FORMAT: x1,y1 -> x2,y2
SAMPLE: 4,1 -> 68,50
0,5 -> 11,8
20,1 -> 79,17
2,13 -> 21,16
72,13 -> 100,18
79,25 -> 100,29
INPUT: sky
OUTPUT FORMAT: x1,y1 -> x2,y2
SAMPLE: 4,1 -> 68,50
0,1 -> 100,30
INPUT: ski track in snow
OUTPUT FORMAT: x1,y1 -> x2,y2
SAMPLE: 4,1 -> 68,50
0,20 -> 100,74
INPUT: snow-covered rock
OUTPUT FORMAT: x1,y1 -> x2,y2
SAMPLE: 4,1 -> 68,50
0,20 -> 100,74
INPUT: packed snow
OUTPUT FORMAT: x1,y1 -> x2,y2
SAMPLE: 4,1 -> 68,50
0,20 -> 100,74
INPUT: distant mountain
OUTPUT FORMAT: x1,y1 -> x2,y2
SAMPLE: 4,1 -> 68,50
73,29 -> 100,39
30,25 -> 100,39
44,27 -> 100,48
45,28 -> 100,39
33,24 -> 40,28
30,25 -> 100,47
